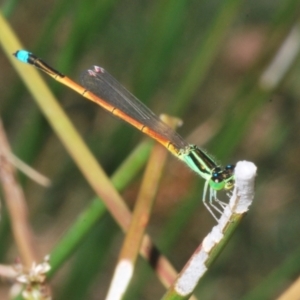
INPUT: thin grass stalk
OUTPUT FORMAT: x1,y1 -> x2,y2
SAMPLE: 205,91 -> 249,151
0,11 -> 185,296
169,0 -> 242,115
0,118 -> 37,268
105,116 -> 180,300
48,140 -> 152,277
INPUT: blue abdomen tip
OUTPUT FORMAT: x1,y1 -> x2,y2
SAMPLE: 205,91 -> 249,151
14,50 -> 31,63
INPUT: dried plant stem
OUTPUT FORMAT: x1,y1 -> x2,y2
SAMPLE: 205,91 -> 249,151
0,118 -> 38,269
105,116 -> 181,300
161,161 -> 257,300
0,13 -> 186,290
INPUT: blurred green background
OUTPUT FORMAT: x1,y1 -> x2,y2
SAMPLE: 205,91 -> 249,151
1,0 -> 300,299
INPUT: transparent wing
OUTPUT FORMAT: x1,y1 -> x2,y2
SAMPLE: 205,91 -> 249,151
80,66 -> 188,150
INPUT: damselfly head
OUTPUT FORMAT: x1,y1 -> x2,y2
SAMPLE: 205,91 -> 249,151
210,164 -> 235,191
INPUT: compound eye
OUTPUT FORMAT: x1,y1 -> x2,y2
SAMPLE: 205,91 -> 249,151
210,174 -> 225,190
225,164 -> 235,171
212,172 -> 223,183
